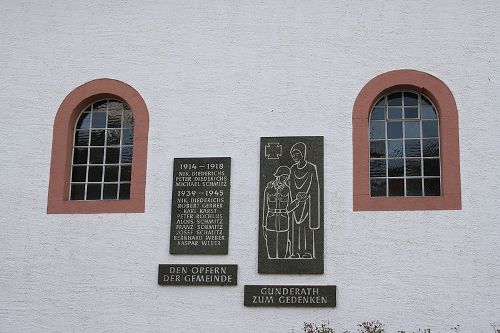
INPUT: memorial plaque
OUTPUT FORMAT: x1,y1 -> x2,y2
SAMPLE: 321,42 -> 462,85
244,285 -> 336,307
158,264 -> 237,286
170,157 -> 231,254
259,137 -> 324,274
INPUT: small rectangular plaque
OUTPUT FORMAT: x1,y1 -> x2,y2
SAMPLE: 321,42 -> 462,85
170,157 -> 231,254
259,137 -> 324,274
158,264 -> 237,286
244,285 -> 336,307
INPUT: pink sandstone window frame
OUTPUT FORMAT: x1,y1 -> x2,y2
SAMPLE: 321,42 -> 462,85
353,69 -> 461,211
47,78 -> 149,214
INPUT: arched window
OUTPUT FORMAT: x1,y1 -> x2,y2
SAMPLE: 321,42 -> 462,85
47,79 -> 149,214
353,70 -> 461,211
369,91 -> 440,197
70,99 -> 134,200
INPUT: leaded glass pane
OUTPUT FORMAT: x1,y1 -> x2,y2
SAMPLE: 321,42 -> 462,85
422,106 -> 437,119
405,139 -> 421,157
388,107 -> 402,119
108,111 -> 122,128
122,129 -> 133,145
88,166 -> 103,182
120,165 -> 132,181
374,97 -> 385,107
123,108 -> 134,128
76,112 -> 91,129
404,122 -> 420,138
387,122 -> 403,139
424,178 -> 441,196
71,166 -> 87,182
73,148 -> 88,164
93,100 -> 107,111
103,184 -> 118,200
70,184 -> 85,200
89,148 -> 104,164
91,112 -> 107,128
119,183 -> 131,199
424,158 -> 440,176
105,148 -> 120,163
405,159 -> 421,177
370,160 -> 386,178
121,147 -> 133,163
404,92 -> 418,106
421,96 -> 432,106
423,139 -> 440,157
74,130 -> 89,146
370,179 -> 386,197
422,120 -> 439,137
370,141 -> 386,158
388,159 -> 404,177
107,129 -> 121,146
387,140 -> 403,157
370,107 -> 385,120
86,184 -> 102,200
388,179 -> 404,196
370,121 -> 385,139
388,92 -> 402,106
90,129 -> 105,146
404,107 -> 418,119
406,178 -> 422,196
104,166 -> 119,182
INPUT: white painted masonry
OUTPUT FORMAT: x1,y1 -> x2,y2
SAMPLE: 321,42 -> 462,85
1,1 -> 499,332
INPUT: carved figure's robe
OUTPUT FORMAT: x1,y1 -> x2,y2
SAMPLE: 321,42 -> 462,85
289,162 -> 320,258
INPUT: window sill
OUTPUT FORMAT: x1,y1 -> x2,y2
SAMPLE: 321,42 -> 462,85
47,198 -> 145,214
353,193 -> 461,211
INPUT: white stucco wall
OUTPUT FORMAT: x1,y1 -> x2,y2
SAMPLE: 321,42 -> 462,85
1,1 -> 499,332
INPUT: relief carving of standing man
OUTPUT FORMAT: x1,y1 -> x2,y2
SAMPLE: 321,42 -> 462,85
262,166 -> 293,259
289,142 -> 320,259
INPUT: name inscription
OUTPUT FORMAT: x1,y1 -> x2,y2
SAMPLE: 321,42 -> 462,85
158,264 -> 237,286
244,285 -> 336,307
170,157 -> 231,254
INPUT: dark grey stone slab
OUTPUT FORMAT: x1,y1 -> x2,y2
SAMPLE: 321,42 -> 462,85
259,137 -> 324,274
244,285 -> 336,307
170,157 -> 231,254
158,264 -> 237,286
